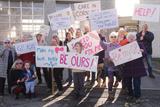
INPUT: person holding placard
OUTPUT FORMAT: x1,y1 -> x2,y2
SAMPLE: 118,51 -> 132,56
99,32 -> 120,101
35,34 -> 50,87
64,32 -> 74,86
72,42 -> 85,98
117,28 -> 129,93
123,32 -> 147,102
136,24 -> 155,78
50,36 -> 64,95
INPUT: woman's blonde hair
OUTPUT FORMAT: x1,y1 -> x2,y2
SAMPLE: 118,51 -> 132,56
11,59 -> 23,69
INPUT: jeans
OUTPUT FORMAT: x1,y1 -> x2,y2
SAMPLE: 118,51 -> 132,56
145,54 -> 153,75
126,77 -> 141,98
25,81 -> 35,93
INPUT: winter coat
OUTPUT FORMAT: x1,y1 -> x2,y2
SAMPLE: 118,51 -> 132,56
136,31 -> 154,55
0,47 -> 17,77
123,42 -> 147,78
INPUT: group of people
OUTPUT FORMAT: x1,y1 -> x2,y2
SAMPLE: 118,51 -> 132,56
0,24 -> 155,103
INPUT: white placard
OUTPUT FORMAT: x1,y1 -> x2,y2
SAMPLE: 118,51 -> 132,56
48,7 -> 74,30
67,31 -> 103,55
132,4 -> 160,22
15,39 -> 38,54
109,41 -> 142,66
74,1 -> 101,21
89,9 -> 119,30
36,46 -> 66,68
58,52 -> 99,72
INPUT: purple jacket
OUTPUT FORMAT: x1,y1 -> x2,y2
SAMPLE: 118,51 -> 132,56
100,40 -> 120,71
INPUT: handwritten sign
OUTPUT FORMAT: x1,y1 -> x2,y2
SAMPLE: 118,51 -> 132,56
67,31 -> 103,55
58,52 -> 99,72
132,4 -> 160,22
36,46 -> 66,68
48,7 -> 74,30
74,1 -> 101,21
39,25 -> 50,36
15,39 -> 38,54
89,9 -> 119,30
109,41 -> 142,66
50,16 -> 72,30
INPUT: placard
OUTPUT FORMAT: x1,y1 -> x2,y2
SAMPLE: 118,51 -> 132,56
109,41 -> 142,66
67,31 -> 103,55
36,46 -> 66,68
132,4 -> 160,22
15,39 -> 38,54
74,1 -> 101,21
89,9 -> 119,30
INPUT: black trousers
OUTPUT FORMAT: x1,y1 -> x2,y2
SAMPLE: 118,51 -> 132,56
36,67 -> 49,83
0,77 -> 6,96
53,68 -> 63,91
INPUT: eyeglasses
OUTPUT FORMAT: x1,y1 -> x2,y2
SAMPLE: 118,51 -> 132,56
16,62 -> 23,65
4,42 -> 10,44
110,36 -> 117,38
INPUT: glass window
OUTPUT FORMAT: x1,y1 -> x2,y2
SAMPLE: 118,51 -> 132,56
0,8 -> 9,15
0,23 -> 9,31
33,8 -> 43,15
22,8 -> 32,15
10,8 -> 20,15
10,2 -> 20,7
0,16 -> 9,23
22,2 -> 32,7
0,1 -> 8,8
33,2 -> 43,8
11,16 -> 21,23
22,16 -> 32,23
33,16 -> 44,23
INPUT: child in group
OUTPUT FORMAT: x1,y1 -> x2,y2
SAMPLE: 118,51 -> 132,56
72,42 -> 85,98
99,32 -> 121,101
23,61 -> 36,98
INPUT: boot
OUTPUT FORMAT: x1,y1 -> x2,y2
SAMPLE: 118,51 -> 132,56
108,91 -> 114,101
31,93 -> 36,98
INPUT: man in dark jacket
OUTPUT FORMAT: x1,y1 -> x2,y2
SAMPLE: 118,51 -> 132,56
136,24 -> 155,78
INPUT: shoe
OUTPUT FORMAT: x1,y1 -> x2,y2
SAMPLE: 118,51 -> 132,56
107,91 -> 115,101
113,81 -> 119,87
57,91 -> 63,95
149,74 -> 155,79
37,81 -> 42,85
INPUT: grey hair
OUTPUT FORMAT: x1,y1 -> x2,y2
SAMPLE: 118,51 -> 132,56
126,32 -> 137,41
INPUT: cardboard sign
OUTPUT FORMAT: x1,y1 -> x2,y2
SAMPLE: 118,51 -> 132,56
89,9 -> 119,30
48,7 -> 74,30
58,52 -> 99,72
74,1 -> 101,21
15,39 -> 38,54
39,25 -> 50,36
36,46 -> 66,68
132,4 -> 160,22
67,31 -> 103,55
109,41 -> 142,66
50,16 -> 72,30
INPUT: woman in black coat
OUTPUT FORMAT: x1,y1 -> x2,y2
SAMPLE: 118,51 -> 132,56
10,59 -> 25,99
123,32 -> 147,101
